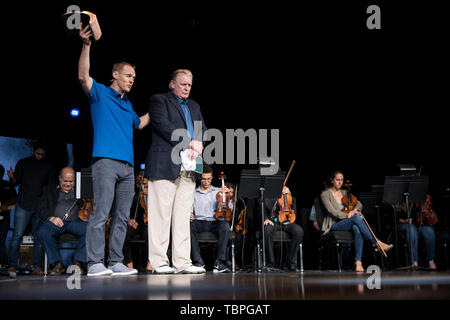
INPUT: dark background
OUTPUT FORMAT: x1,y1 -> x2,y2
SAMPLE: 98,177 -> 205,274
1,0 -> 449,207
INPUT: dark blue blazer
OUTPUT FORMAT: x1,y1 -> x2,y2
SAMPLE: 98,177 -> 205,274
144,92 -> 207,180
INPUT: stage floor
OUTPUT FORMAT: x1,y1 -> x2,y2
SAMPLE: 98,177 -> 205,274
1,269 -> 450,300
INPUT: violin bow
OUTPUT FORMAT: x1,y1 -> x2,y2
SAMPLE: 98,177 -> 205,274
360,212 -> 387,257
230,184 -> 238,230
271,160 -> 296,213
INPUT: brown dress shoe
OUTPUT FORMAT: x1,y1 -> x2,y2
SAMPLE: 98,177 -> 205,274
32,267 -> 44,275
48,262 -> 65,276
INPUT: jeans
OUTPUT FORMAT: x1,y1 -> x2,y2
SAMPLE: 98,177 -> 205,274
37,218 -> 87,265
0,213 -> 10,265
86,158 -> 135,267
8,204 -> 43,268
330,215 -> 376,261
398,223 -> 435,262
190,220 -> 230,265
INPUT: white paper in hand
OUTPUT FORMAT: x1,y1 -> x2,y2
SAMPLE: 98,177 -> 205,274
180,149 -> 196,171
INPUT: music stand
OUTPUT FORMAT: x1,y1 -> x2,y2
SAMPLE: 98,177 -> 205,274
359,192 -> 379,231
382,175 -> 429,270
238,169 -> 285,272
76,168 -> 94,199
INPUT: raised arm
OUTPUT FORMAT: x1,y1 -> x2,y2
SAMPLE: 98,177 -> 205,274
78,24 -> 93,94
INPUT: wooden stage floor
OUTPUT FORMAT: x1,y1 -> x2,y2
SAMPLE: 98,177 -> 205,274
1,269 -> 450,300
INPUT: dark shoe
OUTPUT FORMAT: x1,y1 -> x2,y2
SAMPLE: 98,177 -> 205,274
48,262 -> 65,276
283,264 -> 300,272
194,262 -> 205,269
213,261 -> 230,273
32,267 -> 44,276
74,261 -> 86,275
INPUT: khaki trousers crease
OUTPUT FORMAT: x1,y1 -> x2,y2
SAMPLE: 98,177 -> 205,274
147,169 -> 195,272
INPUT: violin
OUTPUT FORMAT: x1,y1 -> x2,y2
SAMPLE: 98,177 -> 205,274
416,198 -> 438,226
278,192 -> 296,225
139,177 -> 148,224
235,203 -> 248,235
341,181 -> 359,214
78,198 -> 94,222
277,160 -> 296,224
215,172 -> 232,221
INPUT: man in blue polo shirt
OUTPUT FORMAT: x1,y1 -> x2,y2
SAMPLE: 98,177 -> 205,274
78,24 -> 149,276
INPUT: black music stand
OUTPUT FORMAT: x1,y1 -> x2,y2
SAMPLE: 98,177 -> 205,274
382,175 -> 429,271
76,168 -> 94,199
238,169 -> 285,272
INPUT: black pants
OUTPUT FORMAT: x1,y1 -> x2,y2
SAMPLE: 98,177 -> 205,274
122,224 -> 147,265
0,213 -> 10,265
190,220 -> 230,265
264,222 -> 304,267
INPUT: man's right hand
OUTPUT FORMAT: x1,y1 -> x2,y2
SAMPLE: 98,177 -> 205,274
190,213 -> 195,222
49,217 -> 64,228
80,23 -> 92,46
264,219 -> 274,226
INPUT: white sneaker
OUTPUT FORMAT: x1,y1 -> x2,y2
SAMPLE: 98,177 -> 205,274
179,265 -> 206,274
87,263 -> 113,277
153,265 -> 175,274
108,262 -> 138,276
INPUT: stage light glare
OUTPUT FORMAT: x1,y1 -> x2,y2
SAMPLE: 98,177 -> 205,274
70,109 -> 80,117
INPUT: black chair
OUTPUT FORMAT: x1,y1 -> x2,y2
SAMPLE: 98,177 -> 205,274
313,197 -> 354,272
43,233 -> 78,275
272,230 -> 304,272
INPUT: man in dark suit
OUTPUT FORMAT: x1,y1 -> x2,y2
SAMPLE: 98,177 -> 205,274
36,167 -> 87,275
145,69 -> 207,274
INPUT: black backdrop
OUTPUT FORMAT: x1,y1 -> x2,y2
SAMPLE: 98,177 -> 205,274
1,0 -> 449,207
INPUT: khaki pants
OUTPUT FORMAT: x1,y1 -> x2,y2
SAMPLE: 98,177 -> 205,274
147,169 -> 196,272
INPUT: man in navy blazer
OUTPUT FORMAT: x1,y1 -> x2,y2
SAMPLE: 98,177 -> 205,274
144,89 -> 206,180
145,69 -> 207,274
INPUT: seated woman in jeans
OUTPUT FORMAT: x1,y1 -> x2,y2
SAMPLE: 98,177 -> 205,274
320,170 -> 393,272
395,194 -> 438,270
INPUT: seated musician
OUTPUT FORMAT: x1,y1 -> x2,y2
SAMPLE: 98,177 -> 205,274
123,174 -> 152,273
36,167 -> 87,275
321,170 -> 392,272
395,194 -> 437,269
262,186 -> 304,271
190,165 -> 232,273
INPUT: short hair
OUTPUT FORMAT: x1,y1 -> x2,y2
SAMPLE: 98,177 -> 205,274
32,140 -> 48,151
169,69 -> 193,89
112,62 -> 136,74
202,164 -> 213,175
